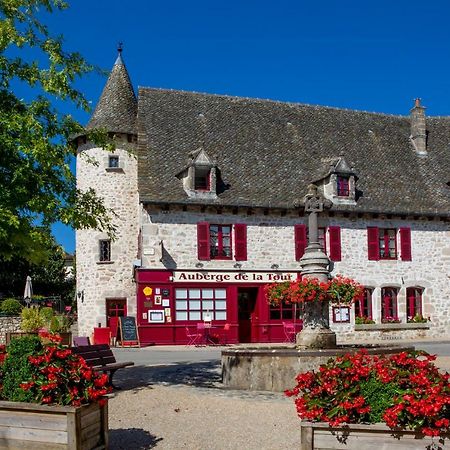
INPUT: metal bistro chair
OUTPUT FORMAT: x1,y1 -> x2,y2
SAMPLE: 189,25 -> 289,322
185,326 -> 202,346
282,322 -> 296,343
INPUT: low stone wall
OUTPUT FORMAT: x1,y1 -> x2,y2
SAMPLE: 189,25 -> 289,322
338,323 -> 431,343
0,317 -> 21,345
222,345 -> 414,392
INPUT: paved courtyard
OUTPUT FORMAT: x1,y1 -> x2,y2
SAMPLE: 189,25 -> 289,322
108,341 -> 450,449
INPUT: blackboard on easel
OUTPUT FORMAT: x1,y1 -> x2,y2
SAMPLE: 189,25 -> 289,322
117,316 -> 140,347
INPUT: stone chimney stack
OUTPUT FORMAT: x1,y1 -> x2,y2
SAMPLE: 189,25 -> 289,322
410,98 -> 427,155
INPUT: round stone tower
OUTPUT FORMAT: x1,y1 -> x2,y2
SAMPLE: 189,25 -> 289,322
76,50 -> 139,337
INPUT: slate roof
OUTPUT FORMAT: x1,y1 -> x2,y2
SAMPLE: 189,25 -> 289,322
87,54 -> 137,134
136,88 -> 450,217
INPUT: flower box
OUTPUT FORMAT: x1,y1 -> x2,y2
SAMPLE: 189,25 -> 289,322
355,323 -> 430,331
300,421 -> 450,449
0,399 -> 108,449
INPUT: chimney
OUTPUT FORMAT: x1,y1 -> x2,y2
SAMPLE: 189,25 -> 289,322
410,98 -> 427,155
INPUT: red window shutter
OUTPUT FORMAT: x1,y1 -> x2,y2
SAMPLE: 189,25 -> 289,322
294,224 -> 307,260
197,222 -> 210,260
234,224 -> 247,261
328,226 -> 342,261
367,227 -> 379,260
400,227 -> 412,261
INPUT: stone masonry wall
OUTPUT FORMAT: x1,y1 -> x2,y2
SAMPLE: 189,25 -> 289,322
141,206 -> 450,340
0,317 -> 22,345
76,137 -> 139,337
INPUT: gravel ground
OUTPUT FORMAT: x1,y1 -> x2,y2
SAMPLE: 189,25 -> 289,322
107,354 -> 450,450
108,362 -> 299,449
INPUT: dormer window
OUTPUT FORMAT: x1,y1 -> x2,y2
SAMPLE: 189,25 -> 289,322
337,176 -> 350,197
194,166 -> 211,191
108,156 -> 119,168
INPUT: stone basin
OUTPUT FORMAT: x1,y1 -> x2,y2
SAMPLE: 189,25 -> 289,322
221,344 -> 414,392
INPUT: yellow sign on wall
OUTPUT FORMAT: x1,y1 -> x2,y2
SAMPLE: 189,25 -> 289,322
143,286 -> 153,296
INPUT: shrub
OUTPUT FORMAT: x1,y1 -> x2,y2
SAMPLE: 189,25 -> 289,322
0,298 -> 23,316
21,307 -> 44,332
1,336 -> 43,402
39,306 -> 54,325
1,332 -> 111,406
286,350 -> 450,437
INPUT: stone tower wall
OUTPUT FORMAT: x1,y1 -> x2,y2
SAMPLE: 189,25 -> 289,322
76,135 -> 139,337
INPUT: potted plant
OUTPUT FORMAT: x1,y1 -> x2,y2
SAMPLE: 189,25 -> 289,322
0,332 -> 110,448
286,350 -> 450,449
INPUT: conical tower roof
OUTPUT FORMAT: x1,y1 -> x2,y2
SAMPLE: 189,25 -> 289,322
87,51 -> 137,134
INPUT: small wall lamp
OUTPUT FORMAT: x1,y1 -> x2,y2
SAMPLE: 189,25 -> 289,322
233,262 -> 242,269
271,264 -> 279,270
77,290 -> 85,303
195,262 -> 204,268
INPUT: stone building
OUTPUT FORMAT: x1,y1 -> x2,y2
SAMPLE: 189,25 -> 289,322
76,52 -> 450,344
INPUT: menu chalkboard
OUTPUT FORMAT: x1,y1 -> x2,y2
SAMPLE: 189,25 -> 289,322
118,316 -> 139,347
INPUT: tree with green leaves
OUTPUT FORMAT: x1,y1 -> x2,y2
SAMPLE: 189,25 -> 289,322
0,230 -> 75,305
0,0 -> 114,264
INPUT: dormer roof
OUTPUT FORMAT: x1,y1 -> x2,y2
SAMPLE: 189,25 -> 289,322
87,51 -> 137,135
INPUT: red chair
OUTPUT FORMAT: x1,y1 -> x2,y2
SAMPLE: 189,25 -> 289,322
221,323 -> 231,345
185,326 -> 202,346
282,322 -> 296,343
93,327 -> 111,345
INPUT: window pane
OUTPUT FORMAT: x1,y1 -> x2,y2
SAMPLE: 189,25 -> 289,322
176,311 -> 188,321
215,289 -> 226,299
222,226 -> 231,235
175,289 -> 188,299
203,300 -> 214,310
189,300 -> 201,310
108,156 -> 119,168
202,289 -> 214,299
215,311 -> 227,320
215,300 -> 227,310
176,300 -> 187,310
270,310 -> 281,320
99,240 -> 111,262
202,311 -> 213,320
189,289 -> 201,299
189,311 -> 201,320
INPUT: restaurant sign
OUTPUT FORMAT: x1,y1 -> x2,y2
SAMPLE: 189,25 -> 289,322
172,271 -> 298,283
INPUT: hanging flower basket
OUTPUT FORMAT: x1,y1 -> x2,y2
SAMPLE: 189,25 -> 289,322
265,275 -> 364,306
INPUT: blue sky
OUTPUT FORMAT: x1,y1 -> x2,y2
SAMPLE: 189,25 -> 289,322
40,0 -> 450,252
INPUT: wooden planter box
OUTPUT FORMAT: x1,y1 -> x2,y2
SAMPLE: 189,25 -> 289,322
6,331 -> 72,346
0,400 -> 108,449
300,421 -> 450,449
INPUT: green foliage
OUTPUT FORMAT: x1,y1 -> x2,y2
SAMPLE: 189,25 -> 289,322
0,232 -> 75,305
358,375 -> 399,423
39,306 -> 54,324
0,298 -> 22,315
49,315 -> 59,333
20,307 -> 44,332
0,0 -> 116,264
1,335 -> 43,402
355,316 -> 376,325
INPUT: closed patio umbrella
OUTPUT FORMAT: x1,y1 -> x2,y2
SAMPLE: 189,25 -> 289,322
23,276 -> 33,305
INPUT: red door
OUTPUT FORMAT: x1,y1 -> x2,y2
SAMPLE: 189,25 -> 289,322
237,288 -> 258,343
106,298 -> 127,339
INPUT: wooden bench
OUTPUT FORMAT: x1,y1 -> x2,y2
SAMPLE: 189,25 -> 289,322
71,344 -> 134,388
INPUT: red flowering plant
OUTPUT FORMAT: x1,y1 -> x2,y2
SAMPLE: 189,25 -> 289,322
327,275 -> 364,305
286,350 -> 450,438
265,275 -> 363,305
0,331 -> 111,407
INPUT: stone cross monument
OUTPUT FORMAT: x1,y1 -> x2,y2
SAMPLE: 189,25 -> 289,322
296,184 -> 337,349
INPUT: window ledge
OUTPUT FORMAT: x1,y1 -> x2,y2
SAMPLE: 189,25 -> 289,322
105,167 -> 124,173
96,261 -> 115,265
355,322 -> 430,331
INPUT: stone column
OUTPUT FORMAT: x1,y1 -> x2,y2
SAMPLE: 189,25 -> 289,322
296,185 -> 336,349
